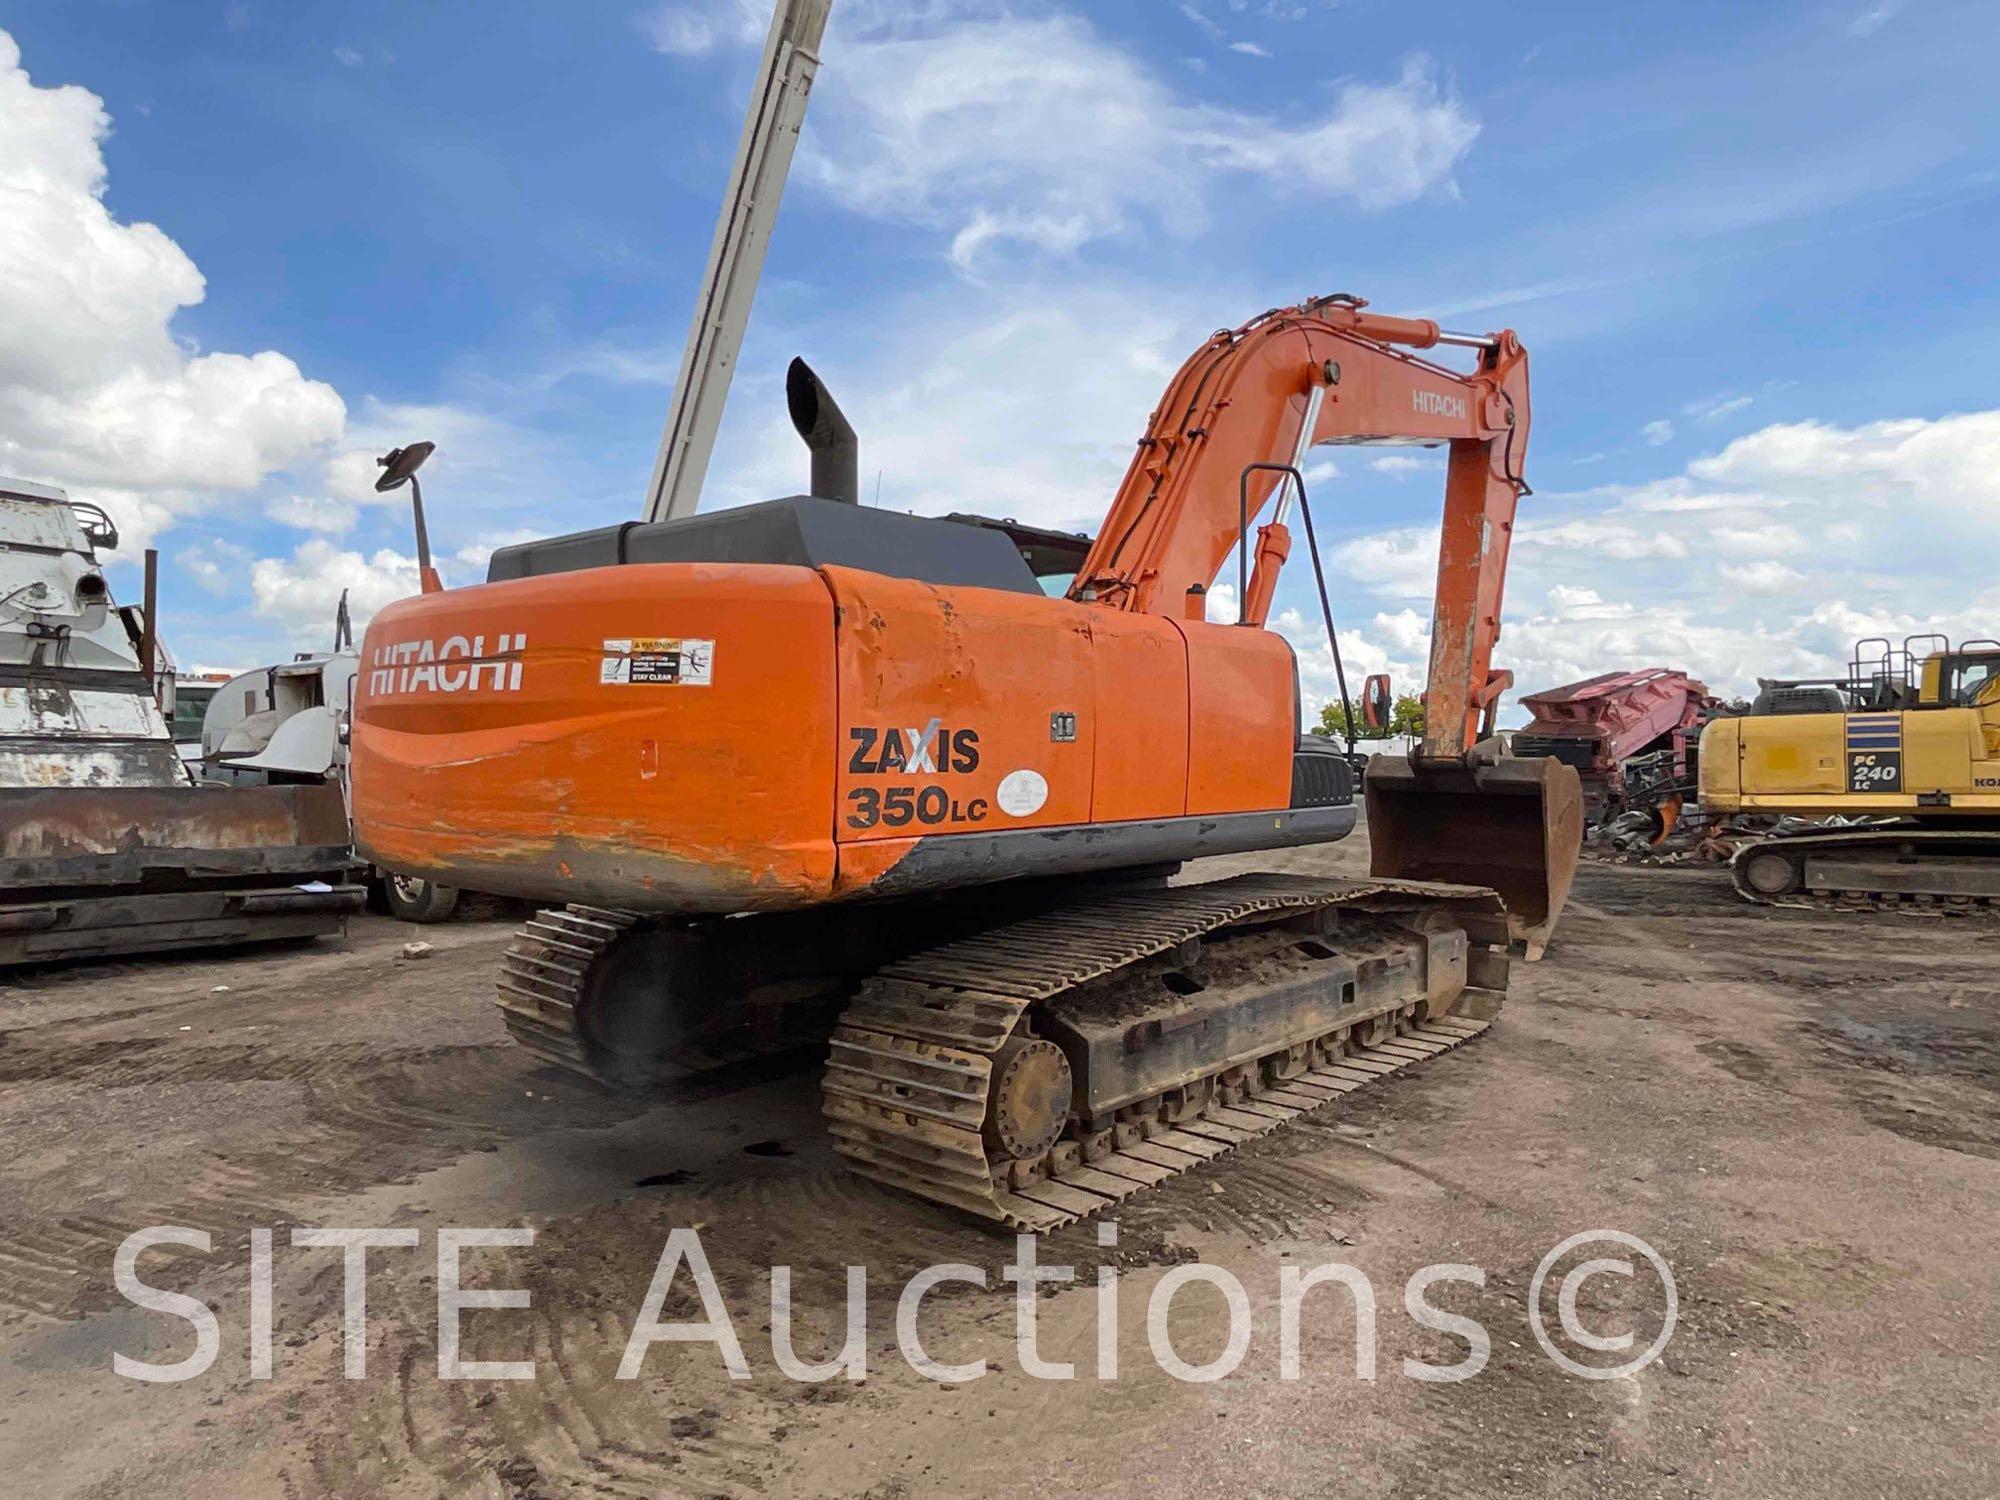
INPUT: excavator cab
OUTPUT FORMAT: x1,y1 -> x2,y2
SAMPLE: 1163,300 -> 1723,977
1359,669 -> 1583,960
1920,645 -> 2000,708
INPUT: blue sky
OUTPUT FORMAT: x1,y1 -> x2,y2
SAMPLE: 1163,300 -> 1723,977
3,0 -> 1997,712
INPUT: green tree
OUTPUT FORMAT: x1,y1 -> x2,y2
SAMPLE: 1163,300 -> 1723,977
1313,693 -> 1425,741
1315,700 -> 1377,742
1389,693 -> 1426,737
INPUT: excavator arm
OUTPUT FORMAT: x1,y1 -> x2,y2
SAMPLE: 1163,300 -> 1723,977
1075,294 -> 1577,954
1075,294 -> 1529,758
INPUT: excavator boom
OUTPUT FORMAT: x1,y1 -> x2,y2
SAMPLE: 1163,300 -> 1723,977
1072,294 -> 1580,956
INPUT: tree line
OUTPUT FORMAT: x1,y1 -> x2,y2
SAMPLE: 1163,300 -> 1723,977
1314,694 -> 1425,742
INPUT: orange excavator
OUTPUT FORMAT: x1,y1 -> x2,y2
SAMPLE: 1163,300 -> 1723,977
349,295 -> 1579,1228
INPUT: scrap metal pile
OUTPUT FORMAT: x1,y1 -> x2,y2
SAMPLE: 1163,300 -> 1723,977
0,478 -> 362,964
1509,668 -> 1739,857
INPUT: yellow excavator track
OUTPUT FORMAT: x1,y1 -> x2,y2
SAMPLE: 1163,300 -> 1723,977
1730,827 -> 2000,913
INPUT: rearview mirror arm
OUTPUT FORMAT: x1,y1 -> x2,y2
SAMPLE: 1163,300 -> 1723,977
409,476 -> 441,595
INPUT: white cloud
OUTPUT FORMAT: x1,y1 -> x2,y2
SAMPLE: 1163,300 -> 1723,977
1706,521 -> 1803,559
1849,1 -> 1906,37
704,279 -> 1204,535
178,538 -> 249,597
0,31 -> 346,551
1180,4 -> 1225,41
1641,419 -> 1674,445
1330,522 -> 1443,599
1368,454 -> 1438,477
249,539 -> 430,644
638,0 -> 766,56
1543,584 -> 1634,620
1687,411 -> 1999,500
1268,604 -> 1431,724
16,352 -> 343,492
1719,560 -> 1806,593
638,2 -> 1475,282
1520,517 -> 1688,562
332,45 -> 364,68
1684,392 -> 1753,423
1180,2 -> 1278,57
265,495 -> 359,533
766,13 -> 1476,269
325,447 -> 387,505
1314,407 -> 2000,718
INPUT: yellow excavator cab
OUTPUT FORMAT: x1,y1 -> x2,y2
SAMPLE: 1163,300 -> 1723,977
1918,648 -> 2000,708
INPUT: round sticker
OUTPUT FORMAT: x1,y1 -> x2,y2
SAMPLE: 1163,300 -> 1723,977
996,769 -> 1049,818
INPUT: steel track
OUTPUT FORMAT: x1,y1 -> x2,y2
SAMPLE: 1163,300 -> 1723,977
493,876 -> 1508,1229
1730,828 -> 2000,913
495,904 -> 641,1076
821,872 -> 1505,1230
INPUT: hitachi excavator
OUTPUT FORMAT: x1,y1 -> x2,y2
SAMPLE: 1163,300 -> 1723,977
349,295 -> 1579,1228
347,0 -> 1577,1229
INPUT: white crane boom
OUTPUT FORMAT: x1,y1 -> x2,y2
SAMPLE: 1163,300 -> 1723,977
642,0 -> 831,523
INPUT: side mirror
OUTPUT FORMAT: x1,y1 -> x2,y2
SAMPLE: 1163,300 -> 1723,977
374,442 -> 443,595
374,442 -> 435,493
1361,673 -> 1392,732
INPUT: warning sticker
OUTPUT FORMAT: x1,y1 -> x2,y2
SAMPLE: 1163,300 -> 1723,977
600,638 -> 714,686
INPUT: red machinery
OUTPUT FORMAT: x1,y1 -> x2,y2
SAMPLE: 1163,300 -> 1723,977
1513,669 -> 1718,824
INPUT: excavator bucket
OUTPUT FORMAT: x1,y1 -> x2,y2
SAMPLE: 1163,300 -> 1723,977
1364,752 -> 1583,959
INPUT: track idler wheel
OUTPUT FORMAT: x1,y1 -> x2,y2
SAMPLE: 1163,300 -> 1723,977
1741,848 -> 1802,896
983,1034 -> 1073,1161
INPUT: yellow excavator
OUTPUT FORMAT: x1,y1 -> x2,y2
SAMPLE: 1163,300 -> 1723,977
1701,633 -> 2000,908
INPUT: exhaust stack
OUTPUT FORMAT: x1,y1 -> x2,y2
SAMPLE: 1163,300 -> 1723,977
786,357 -> 859,505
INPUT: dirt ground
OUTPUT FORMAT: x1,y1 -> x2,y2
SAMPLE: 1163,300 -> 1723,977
1,831 -> 1994,1498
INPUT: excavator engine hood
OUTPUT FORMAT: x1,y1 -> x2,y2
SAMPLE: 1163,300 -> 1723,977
1363,750 -> 1582,959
